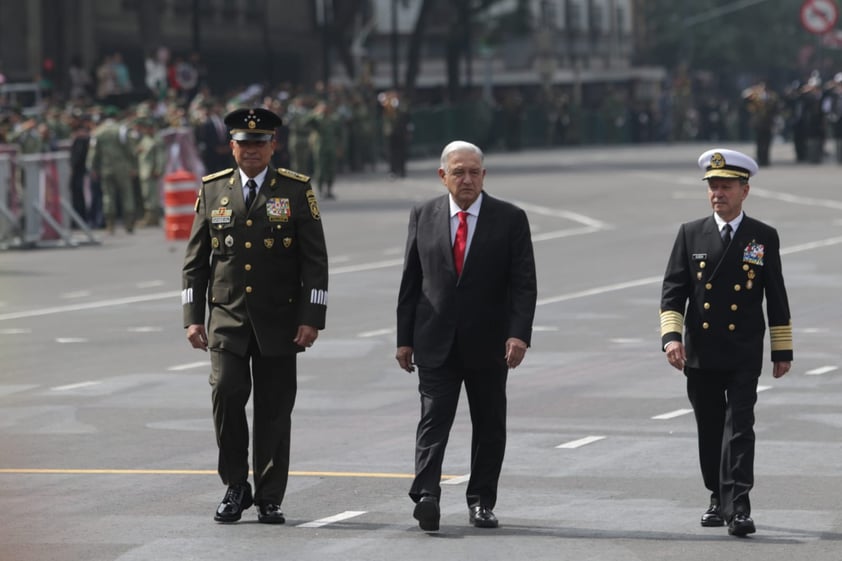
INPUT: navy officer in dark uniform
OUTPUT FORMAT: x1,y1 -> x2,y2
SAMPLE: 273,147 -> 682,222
659,148 -> 792,537
182,107 -> 328,524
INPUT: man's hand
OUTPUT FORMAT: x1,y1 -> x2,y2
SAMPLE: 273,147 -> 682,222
665,341 -> 686,371
396,346 -> 415,373
294,325 -> 319,348
505,337 -> 528,369
186,324 -> 208,351
772,361 -> 791,379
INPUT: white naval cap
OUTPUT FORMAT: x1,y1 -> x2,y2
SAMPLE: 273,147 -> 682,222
698,148 -> 758,181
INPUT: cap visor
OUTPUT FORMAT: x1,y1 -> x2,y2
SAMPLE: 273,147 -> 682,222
231,132 -> 273,141
703,170 -> 748,180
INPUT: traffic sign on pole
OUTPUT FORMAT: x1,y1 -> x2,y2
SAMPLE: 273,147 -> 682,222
801,0 -> 839,35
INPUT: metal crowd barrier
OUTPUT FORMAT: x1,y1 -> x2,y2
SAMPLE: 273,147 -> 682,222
0,148 -> 97,249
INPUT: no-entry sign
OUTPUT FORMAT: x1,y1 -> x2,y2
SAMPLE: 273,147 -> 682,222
801,0 -> 839,35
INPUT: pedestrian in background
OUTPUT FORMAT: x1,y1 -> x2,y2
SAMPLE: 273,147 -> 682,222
135,117 -> 166,226
396,140 -> 537,532
182,107 -> 328,525
659,148 -> 793,537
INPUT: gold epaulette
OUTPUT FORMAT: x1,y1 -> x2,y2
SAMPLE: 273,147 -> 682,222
202,168 -> 234,183
278,168 -> 310,183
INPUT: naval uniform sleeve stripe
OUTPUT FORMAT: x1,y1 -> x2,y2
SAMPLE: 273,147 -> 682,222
181,288 -> 193,305
769,322 -> 793,351
659,310 -> 684,337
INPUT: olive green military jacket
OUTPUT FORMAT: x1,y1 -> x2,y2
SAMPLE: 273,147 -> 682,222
182,166 -> 328,357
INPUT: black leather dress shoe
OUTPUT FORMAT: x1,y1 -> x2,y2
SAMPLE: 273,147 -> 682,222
700,502 -> 724,527
413,496 -> 440,531
469,506 -> 499,528
257,503 -> 286,524
728,512 -> 756,536
214,483 -> 253,523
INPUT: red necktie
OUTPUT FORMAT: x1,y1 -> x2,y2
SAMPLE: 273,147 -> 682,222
453,211 -> 468,275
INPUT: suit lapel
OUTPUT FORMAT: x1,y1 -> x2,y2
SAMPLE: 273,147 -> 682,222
433,196 -> 457,277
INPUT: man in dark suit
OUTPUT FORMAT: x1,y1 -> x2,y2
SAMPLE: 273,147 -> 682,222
182,107 -> 328,524
396,140 -> 537,532
660,148 -> 793,537
195,99 -> 234,174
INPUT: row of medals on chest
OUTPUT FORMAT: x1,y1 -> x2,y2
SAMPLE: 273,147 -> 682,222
210,195 -> 290,250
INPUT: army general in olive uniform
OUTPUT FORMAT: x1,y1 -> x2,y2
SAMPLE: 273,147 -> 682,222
182,108 -> 328,525
659,148 -> 792,538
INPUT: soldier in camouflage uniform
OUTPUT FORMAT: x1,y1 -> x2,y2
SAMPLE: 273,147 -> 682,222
86,108 -> 139,233
135,117 -> 167,226
308,101 -> 342,199
285,96 -> 314,176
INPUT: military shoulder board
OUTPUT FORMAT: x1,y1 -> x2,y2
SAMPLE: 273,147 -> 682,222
202,168 -> 234,183
278,168 -> 310,183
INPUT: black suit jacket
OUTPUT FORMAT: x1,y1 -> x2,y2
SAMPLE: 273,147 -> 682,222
660,214 -> 792,371
397,193 -> 537,369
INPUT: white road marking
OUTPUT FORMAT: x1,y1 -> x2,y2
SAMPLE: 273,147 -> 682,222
136,280 -> 166,288
0,291 -> 179,321
296,511 -> 366,528
51,381 -> 101,391
805,365 -> 838,376
128,326 -> 163,333
167,361 -> 210,371
757,385 -> 772,393
652,408 -> 693,420
358,328 -> 393,338
61,290 -> 91,299
0,328 -> 31,335
532,226 -> 601,241
56,337 -> 88,344
537,276 -> 664,306
330,259 -> 404,274
556,435 -> 606,449
441,473 -> 471,485
532,325 -> 559,332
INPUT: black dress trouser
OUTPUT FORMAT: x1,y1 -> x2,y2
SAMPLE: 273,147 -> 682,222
685,367 -> 759,519
410,344 -> 508,509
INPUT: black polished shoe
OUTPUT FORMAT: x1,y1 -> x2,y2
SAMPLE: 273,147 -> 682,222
469,506 -> 499,528
413,496 -> 440,531
700,501 -> 724,527
214,483 -> 253,523
257,503 -> 286,524
728,512 -> 756,536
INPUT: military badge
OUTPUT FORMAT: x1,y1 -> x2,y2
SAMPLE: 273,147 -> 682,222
710,152 -> 725,169
211,207 -> 233,224
212,237 -> 220,249
743,240 -> 764,266
225,234 -> 234,247
283,237 -> 292,248
747,269 -> 756,279
306,189 -> 321,220
746,280 -> 754,290
266,198 -> 290,222
221,197 -> 229,205
692,253 -> 707,260
264,238 -> 274,249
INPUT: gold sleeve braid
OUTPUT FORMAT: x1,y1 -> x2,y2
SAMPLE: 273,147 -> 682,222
659,310 -> 684,337
769,322 -> 793,352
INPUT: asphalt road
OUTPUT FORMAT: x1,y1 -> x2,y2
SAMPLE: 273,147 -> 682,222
2,142 -> 841,561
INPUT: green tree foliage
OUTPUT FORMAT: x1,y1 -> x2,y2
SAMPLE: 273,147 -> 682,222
637,0 -> 840,83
